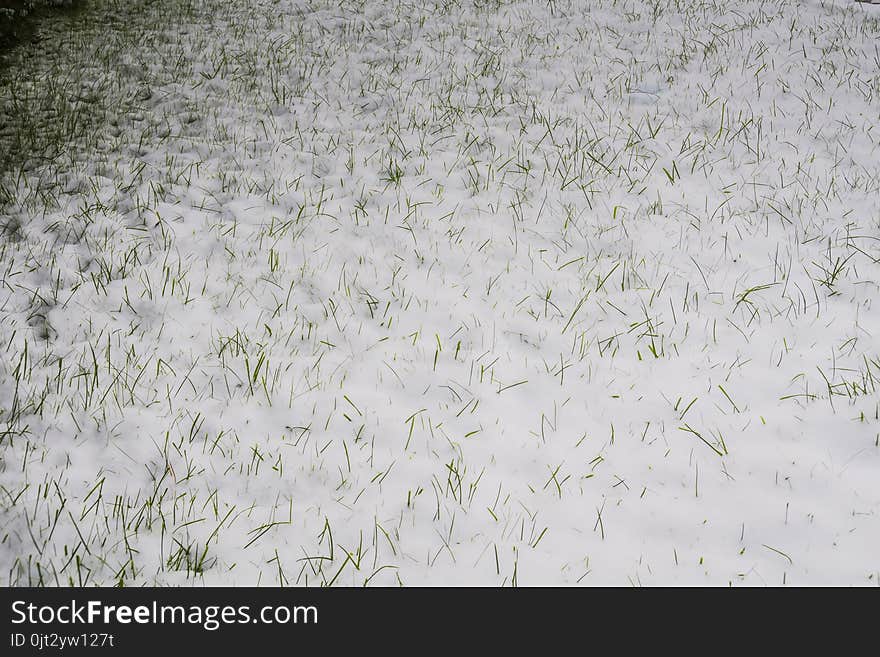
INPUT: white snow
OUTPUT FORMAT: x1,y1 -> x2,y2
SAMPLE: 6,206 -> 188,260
0,0 -> 878,586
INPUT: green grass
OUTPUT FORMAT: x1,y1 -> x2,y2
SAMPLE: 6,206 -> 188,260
1,0 -> 878,587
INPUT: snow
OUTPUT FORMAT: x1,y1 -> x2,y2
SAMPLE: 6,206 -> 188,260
0,0 -> 878,586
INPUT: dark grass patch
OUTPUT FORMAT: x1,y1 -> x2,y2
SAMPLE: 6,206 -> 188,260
0,1 -> 82,54
0,0 -> 105,211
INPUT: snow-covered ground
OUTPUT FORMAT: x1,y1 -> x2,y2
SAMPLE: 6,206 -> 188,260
1,0 -> 879,586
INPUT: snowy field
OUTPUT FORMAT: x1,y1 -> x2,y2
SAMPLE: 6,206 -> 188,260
1,0 -> 879,586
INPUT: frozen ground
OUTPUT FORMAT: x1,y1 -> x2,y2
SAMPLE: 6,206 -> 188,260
0,0 -> 879,586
